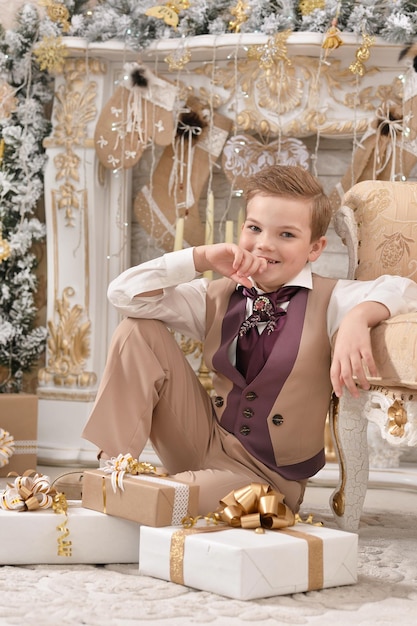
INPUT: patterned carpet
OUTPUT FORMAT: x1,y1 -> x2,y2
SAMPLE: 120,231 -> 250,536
1,503 -> 416,626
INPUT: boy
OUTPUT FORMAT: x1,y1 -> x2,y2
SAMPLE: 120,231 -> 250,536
82,165 -> 417,513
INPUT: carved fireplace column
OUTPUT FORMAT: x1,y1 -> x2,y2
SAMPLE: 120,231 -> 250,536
38,49 -> 136,464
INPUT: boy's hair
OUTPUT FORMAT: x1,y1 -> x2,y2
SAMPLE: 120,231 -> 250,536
243,165 -> 332,241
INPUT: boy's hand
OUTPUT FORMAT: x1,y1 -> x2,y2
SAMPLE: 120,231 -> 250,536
193,244 -> 267,288
330,302 -> 389,398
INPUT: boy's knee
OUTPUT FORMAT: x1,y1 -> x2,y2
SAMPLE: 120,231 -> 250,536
114,317 -> 176,352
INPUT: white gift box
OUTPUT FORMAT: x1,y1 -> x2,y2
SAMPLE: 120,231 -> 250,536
139,523 -> 358,600
0,500 -> 140,564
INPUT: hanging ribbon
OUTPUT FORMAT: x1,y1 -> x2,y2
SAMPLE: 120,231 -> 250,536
52,492 -> 72,557
372,105 -> 403,181
102,452 -> 168,493
0,428 -> 15,468
169,121 -> 202,209
182,482 -> 295,532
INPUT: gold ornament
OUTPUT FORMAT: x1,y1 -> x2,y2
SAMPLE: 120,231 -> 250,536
165,48 -> 192,71
322,19 -> 343,55
247,30 -> 292,70
0,232 -> 11,263
229,0 -> 250,33
0,138 -> 4,165
145,0 -> 190,29
349,33 -> 375,76
33,36 -> 68,74
0,82 -> 18,119
299,0 -> 325,15
39,0 -> 71,32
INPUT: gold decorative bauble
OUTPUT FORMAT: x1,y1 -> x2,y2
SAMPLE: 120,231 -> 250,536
33,36 -> 68,74
299,0 -> 325,15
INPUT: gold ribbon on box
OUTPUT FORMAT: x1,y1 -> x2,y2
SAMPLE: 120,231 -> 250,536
170,482 -> 324,591
0,469 -> 72,557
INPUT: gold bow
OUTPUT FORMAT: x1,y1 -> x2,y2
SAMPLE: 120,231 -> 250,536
0,469 -> 57,511
0,469 -> 73,557
103,453 -> 167,492
0,428 -> 15,468
183,482 -> 295,532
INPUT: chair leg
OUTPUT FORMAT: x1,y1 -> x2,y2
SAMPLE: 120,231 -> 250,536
329,392 -> 369,532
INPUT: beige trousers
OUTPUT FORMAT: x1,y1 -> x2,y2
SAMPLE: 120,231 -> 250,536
82,318 -> 306,513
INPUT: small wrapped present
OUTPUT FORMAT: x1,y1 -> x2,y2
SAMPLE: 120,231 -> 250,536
82,458 -> 199,527
0,470 -> 140,564
0,394 -> 37,476
139,522 -> 358,600
139,482 -> 358,600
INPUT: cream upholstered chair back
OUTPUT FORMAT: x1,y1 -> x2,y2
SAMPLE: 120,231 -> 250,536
330,180 -> 417,532
334,180 -> 417,390
334,180 -> 417,283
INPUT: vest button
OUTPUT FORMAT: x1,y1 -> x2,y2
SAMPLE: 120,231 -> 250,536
272,414 -> 284,426
245,391 -> 258,401
240,425 -> 251,436
214,396 -> 224,408
243,407 -> 254,419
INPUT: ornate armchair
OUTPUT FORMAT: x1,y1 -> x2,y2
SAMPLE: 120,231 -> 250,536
330,180 -> 417,531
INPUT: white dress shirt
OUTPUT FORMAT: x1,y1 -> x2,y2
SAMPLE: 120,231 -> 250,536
108,247 -> 417,342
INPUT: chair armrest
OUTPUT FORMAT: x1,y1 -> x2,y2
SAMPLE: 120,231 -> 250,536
368,312 -> 417,389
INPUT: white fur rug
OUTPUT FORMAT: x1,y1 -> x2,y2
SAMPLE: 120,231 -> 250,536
1,506 -> 416,626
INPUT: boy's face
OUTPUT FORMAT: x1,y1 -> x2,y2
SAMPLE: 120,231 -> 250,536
238,194 -> 326,292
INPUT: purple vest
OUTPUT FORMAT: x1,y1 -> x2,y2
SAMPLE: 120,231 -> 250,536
204,276 -> 336,481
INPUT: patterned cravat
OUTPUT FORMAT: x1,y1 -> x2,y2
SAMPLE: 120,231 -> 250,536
236,285 -> 300,382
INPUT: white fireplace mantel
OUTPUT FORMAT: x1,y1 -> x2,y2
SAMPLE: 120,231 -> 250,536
37,34 -> 411,466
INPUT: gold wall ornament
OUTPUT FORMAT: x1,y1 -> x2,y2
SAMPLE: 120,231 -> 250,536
349,33 -> 375,76
33,36 -> 68,74
45,58 -> 101,227
52,183 -> 86,228
38,287 -> 97,389
229,0 -> 250,33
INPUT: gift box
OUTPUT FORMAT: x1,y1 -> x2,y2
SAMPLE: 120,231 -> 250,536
82,468 -> 199,527
0,394 -> 37,476
139,523 -> 358,600
0,499 -> 140,564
